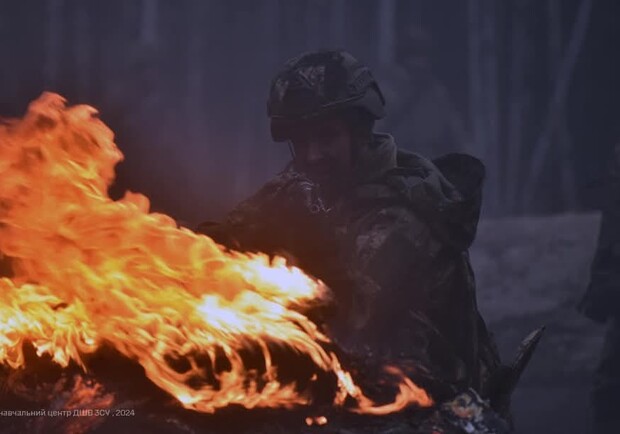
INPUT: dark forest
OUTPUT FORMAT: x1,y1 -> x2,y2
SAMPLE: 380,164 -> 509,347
1,2 -> 619,433
1,0 -> 618,224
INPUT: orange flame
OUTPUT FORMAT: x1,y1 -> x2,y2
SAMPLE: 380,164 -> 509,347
0,93 -> 432,415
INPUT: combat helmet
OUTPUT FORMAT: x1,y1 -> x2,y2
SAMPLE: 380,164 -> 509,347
267,50 -> 386,142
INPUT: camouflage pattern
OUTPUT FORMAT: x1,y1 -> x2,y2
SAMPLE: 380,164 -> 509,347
267,50 -> 385,141
417,389 -> 510,434
198,133 -> 502,412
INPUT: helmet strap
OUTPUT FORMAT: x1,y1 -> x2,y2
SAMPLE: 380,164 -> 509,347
287,140 -> 296,159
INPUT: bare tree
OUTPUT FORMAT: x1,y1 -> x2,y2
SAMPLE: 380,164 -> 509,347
74,1 -> 91,98
468,0 -> 483,159
377,0 -> 396,66
140,0 -> 158,47
133,0 -> 160,126
44,0 -> 64,90
230,5 -> 256,199
469,0 -> 500,215
505,0 -> 528,213
304,0 -> 323,49
548,0 -> 578,210
252,0 -> 284,179
328,0 -> 347,47
187,0 -> 207,150
522,0 -> 593,210
482,0 -> 500,215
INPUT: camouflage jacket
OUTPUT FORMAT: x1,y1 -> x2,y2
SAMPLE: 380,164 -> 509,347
197,134 -> 501,403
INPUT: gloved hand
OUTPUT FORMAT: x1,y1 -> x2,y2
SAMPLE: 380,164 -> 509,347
268,171 -> 339,261
268,170 -> 333,220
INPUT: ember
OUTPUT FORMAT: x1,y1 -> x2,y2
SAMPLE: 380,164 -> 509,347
0,94 -> 431,419
305,415 -> 328,426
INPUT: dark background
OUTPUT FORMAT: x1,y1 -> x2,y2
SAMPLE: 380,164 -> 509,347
1,0 -> 618,225
1,1 -> 619,433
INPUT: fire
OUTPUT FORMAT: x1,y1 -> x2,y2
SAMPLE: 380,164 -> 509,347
0,93 -> 432,415
305,415 -> 328,426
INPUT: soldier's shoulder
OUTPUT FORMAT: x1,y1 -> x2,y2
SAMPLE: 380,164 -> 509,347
353,150 -> 484,251
349,199 -> 435,253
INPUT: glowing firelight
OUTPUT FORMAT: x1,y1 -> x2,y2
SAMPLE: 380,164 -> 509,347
0,93 -> 432,415
305,415 -> 328,426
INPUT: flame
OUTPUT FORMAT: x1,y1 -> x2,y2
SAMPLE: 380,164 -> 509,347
0,93 -> 432,415
305,415 -> 328,426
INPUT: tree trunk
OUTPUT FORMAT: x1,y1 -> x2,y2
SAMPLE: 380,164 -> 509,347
522,0 -> 592,210
328,0 -> 347,46
548,0 -> 578,211
140,0 -> 158,46
468,0 -> 483,160
469,0 -> 500,216
230,5 -> 254,199
252,0 -> 283,181
304,0 -> 322,50
481,0 -> 500,215
187,0 -> 206,150
505,0 -> 527,214
74,1 -> 91,99
44,0 -> 64,90
377,0 -> 396,66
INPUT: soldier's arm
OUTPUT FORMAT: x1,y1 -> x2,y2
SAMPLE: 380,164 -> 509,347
195,170 -> 289,250
196,169 -> 318,256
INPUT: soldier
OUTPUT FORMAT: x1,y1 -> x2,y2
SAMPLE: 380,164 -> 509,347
579,143 -> 620,434
197,50 -> 505,421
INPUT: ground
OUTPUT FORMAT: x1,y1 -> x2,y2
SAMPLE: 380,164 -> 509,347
0,212 -> 606,433
471,212 -> 605,434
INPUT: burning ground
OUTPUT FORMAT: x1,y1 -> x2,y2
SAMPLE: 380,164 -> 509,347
0,94 -> 432,433
1,93 -> 601,434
